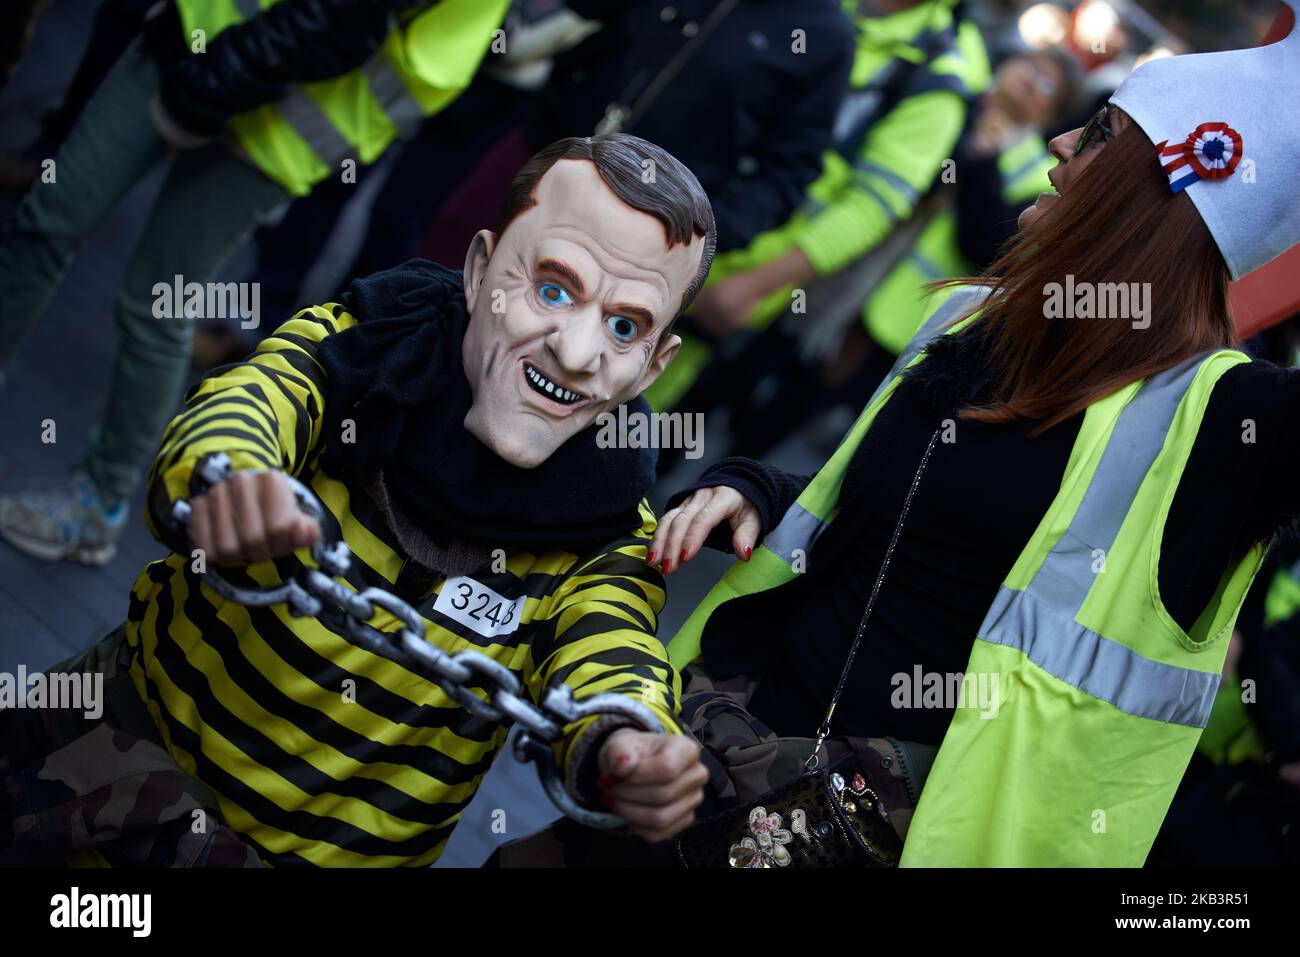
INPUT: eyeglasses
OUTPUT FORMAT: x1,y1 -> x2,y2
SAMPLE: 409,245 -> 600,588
1076,105 -> 1115,153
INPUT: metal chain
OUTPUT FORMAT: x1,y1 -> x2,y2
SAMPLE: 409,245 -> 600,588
170,453 -> 664,829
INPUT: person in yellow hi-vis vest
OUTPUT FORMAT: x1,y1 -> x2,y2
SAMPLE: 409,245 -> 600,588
862,47 -> 1077,359
0,0 -> 508,565
718,46 -> 1078,462
644,0 -> 990,416
648,4 -> 1300,866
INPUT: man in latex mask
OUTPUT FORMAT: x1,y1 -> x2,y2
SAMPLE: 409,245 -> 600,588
0,134 -> 715,867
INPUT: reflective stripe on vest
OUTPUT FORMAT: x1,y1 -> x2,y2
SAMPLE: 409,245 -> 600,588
362,53 -> 427,132
763,501 -> 826,568
998,134 -> 1055,205
854,157 -> 921,207
670,283 -> 1257,864
671,285 -> 1250,719
756,285 -> 988,574
1001,148 -> 1052,199
905,247 -> 947,280
276,53 -> 428,167
830,0 -> 981,161
979,355 -> 1223,728
176,0 -> 508,193
887,310 -> 1230,728
276,88 -> 354,167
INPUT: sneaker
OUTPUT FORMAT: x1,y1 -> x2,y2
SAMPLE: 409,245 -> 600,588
0,472 -> 128,566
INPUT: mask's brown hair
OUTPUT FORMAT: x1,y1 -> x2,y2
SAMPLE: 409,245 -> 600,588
945,121 -> 1233,436
496,133 -> 717,340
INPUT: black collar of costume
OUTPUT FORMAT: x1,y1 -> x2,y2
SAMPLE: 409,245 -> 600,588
315,260 -> 657,553
902,319 -> 1000,416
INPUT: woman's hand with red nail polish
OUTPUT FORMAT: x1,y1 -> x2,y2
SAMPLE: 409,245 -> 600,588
648,485 -> 762,573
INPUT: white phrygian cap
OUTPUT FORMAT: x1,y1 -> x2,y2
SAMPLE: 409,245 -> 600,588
1109,0 -> 1300,280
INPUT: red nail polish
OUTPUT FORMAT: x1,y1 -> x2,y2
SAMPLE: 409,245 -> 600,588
663,559 -> 672,574
596,776 -> 614,789
679,548 -> 687,563
744,544 -> 753,559
646,550 -> 656,564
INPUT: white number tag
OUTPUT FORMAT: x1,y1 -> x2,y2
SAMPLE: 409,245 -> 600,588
432,576 -> 525,640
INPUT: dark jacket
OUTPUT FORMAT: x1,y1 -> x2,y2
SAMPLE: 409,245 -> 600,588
671,326 -> 1300,743
538,0 -> 855,253
147,0 -> 430,137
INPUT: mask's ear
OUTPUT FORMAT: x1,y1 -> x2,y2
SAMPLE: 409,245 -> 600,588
463,229 -> 497,314
637,331 -> 681,394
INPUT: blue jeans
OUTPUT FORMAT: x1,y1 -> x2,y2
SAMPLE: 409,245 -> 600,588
0,36 -> 288,504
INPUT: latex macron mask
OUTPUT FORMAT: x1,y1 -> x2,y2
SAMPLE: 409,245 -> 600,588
460,158 -> 706,469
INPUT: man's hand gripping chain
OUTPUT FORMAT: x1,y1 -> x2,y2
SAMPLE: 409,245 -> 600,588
170,452 -> 664,828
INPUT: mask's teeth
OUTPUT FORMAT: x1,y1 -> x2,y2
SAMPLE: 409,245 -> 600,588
525,363 -> 583,404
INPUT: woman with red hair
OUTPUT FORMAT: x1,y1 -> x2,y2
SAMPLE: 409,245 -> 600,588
649,3 -> 1300,867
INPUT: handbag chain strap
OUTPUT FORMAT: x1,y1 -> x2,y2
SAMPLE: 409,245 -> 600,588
804,425 -> 942,772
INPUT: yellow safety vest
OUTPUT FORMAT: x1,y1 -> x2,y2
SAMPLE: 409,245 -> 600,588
644,0 -> 989,412
175,0 -> 510,195
863,131 -> 1055,355
670,285 -> 1266,866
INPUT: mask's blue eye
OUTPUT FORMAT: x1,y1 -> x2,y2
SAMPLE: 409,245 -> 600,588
538,283 -> 572,307
607,315 -> 637,342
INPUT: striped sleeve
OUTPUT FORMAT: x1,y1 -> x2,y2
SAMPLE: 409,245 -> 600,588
796,89 -> 967,276
523,501 -> 685,791
145,304 -> 352,545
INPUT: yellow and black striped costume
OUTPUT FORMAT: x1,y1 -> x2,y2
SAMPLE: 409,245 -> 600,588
125,304 -> 681,866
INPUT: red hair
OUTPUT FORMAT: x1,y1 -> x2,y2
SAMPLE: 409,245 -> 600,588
946,122 -> 1233,435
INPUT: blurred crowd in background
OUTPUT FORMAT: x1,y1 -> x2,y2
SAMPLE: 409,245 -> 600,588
0,0 -> 1296,865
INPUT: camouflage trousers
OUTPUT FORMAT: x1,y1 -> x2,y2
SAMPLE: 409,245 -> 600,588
491,664 -> 935,866
679,665 -> 933,844
0,626 -> 262,867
